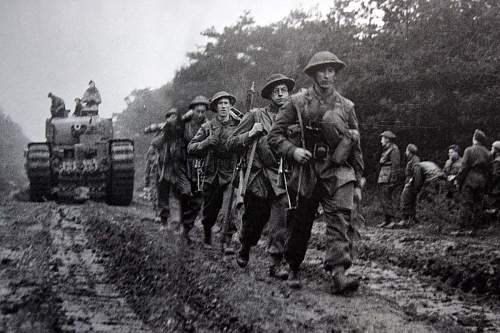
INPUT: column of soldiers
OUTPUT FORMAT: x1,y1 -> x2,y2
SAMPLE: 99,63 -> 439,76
142,50 -> 500,296
144,51 -> 363,294
377,129 -> 500,230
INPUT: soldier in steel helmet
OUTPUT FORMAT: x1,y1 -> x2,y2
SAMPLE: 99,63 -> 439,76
377,130 -> 402,228
187,91 -> 240,253
456,129 -> 491,229
268,51 -> 364,293
48,92 -> 66,118
227,73 -> 295,279
151,107 -> 200,243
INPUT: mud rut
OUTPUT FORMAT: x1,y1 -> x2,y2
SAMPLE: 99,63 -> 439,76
1,198 -> 499,332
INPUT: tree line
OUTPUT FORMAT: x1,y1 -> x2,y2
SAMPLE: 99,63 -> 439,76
116,0 -> 500,181
0,108 -> 29,190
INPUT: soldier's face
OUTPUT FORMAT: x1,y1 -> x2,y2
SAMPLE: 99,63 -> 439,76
381,137 -> 389,146
314,65 -> 336,89
271,84 -> 289,106
216,98 -> 231,119
193,105 -> 207,122
448,149 -> 458,159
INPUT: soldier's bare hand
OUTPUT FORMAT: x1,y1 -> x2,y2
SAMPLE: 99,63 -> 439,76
293,148 -> 312,164
249,122 -> 264,138
205,135 -> 217,147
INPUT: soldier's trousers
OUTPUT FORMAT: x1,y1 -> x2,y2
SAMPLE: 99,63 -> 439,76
239,191 -> 288,258
158,179 -> 201,230
400,181 -> 417,218
285,182 -> 357,272
460,172 -> 487,227
379,182 -> 399,220
202,180 -> 236,235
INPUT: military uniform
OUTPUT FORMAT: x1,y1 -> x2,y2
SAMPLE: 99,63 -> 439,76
400,153 -> 421,219
377,134 -> 401,224
187,92 -> 240,246
227,74 -> 295,271
443,156 -> 462,178
269,82 -> 363,279
152,109 -> 201,238
457,135 -> 491,228
48,93 -> 66,118
81,81 -> 101,114
400,161 -> 443,224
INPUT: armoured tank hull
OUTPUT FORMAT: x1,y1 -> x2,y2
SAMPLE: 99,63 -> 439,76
25,115 -> 135,205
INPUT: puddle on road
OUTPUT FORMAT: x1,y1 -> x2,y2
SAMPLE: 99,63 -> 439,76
305,248 -> 500,332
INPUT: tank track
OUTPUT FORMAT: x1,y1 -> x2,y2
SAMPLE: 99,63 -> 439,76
108,140 -> 135,205
26,143 -> 51,201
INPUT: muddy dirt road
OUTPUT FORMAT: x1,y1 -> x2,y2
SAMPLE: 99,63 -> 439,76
1,196 -> 499,332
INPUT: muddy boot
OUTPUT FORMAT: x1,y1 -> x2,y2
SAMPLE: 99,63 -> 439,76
223,235 -> 236,255
203,227 -> 212,249
287,269 -> 302,289
330,268 -> 360,295
269,256 -> 289,280
236,245 -> 250,268
182,227 -> 192,245
377,215 -> 391,228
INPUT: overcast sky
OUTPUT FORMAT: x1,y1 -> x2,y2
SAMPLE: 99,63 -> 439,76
0,0 -> 333,140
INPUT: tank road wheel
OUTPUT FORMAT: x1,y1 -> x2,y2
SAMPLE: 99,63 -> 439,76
26,143 -> 51,201
108,140 -> 135,206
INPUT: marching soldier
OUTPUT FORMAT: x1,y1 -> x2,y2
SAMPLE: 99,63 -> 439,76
227,73 -> 295,279
456,129 -> 491,229
151,108 -> 197,243
182,95 -> 210,238
187,91 -> 240,253
268,51 -> 364,293
377,130 -> 401,228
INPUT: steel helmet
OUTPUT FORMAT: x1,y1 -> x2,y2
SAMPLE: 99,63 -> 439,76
303,51 -> 346,77
380,130 -> 396,139
209,91 -> 236,111
261,74 -> 295,99
189,95 -> 210,109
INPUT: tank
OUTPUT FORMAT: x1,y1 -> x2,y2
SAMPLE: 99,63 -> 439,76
25,113 -> 135,205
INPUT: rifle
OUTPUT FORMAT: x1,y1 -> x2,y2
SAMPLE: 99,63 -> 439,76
194,158 -> 205,192
221,82 -> 255,252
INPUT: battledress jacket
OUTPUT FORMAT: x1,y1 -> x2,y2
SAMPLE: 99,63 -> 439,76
226,104 -> 284,198
404,154 -> 421,184
151,123 -> 191,196
456,143 -> 491,189
268,85 -> 364,199
187,115 -> 239,187
378,143 -> 401,184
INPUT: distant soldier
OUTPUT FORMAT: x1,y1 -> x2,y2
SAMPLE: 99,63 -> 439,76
81,80 -> 101,114
152,108 -> 196,243
187,91 -> 240,252
443,144 -> 462,180
144,145 -> 159,189
269,51 -> 364,293
48,92 -> 66,118
73,97 -> 83,117
377,131 -> 401,227
227,73 -> 295,279
488,141 -> 500,217
456,129 -> 491,229
394,143 -> 420,228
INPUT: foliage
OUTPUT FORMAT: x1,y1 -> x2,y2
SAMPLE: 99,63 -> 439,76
0,108 -> 29,190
